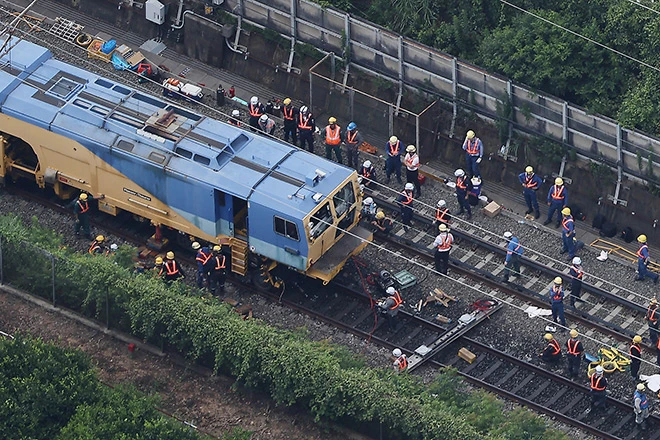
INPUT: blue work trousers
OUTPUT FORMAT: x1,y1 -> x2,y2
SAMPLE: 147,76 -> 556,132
386,156 -> 402,182
562,234 -> 575,258
465,154 -> 480,177
456,191 -> 471,215
551,302 -> 566,326
400,205 -> 413,225
547,201 -> 564,224
299,131 -> 314,153
523,189 -> 539,213
638,259 -> 659,282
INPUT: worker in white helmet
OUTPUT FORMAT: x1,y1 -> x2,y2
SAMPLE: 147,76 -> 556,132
228,109 -> 242,127
587,365 -> 607,413
502,232 -> 524,282
297,105 -> 316,152
454,169 -> 472,220
569,257 -> 584,307
377,286 -> 403,327
392,348 -> 408,372
248,96 -> 265,129
432,199 -> 451,230
360,160 -> 376,188
361,197 -> 377,222
397,182 -> 415,231
258,114 -> 276,135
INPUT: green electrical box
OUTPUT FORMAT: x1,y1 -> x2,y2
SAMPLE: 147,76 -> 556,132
393,270 -> 417,290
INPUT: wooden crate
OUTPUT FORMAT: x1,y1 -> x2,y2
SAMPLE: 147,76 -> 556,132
458,347 -> 476,364
87,39 -> 114,63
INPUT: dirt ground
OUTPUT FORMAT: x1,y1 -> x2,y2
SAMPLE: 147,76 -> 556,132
0,288 -> 371,440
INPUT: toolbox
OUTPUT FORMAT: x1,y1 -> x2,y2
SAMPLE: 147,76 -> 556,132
458,347 -> 477,364
392,270 -> 417,290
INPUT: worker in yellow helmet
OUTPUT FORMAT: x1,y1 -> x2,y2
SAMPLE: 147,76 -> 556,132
636,234 -> 659,284
544,177 -> 568,227
281,97 -> 298,145
88,235 -> 107,255
74,192 -> 105,239
462,130 -> 483,178
560,207 -> 576,260
519,166 -> 542,219
324,116 -> 342,164
163,251 -> 185,284
550,276 -> 566,327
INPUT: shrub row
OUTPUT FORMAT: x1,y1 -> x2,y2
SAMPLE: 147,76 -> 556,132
0,214 -> 567,439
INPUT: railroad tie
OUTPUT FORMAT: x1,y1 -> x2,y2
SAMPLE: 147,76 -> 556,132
603,305 -> 622,323
619,315 -> 636,330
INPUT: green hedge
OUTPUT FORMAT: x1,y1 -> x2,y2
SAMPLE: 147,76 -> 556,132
0,214 -> 567,439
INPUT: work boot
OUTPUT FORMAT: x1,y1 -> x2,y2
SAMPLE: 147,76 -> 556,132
560,249 -> 566,254
555,223 -> 561,228
655,276 -> 659,285
525,208 -> 533,215
386,176 -> 391,184
535,210 -> 541,219
543,219 -> 552,226
397,178 -> 403,184
466,213 -> 472,220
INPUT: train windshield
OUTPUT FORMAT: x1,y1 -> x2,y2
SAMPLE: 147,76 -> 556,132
332,182 -> 356,218
309,202 -> 333,239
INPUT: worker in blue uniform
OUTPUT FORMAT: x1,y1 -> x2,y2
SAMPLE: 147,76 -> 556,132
462,130 -> 483,177
635,234 -> 659,283
502,231 -> 523,282
550,276 -> 566,327
539,333 -> 562,362
385,136 -> 403,184
544,177 -> 568,227
634,383 -> 650,429
519,166 -> 542,219
565,329 -> 584,378
587,366 -> 607,413
454,168 -> 472,220
297,106 -> 315,153
569,257 -> 584,307
192,241 -> 212,289
397,183 -> 415,230
560,208 -> 576,260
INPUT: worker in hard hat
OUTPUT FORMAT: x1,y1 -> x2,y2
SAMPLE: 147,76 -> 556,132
647,298 -> 660,346
88,235 -> 107,255
462,130 -> 483,178
544,177 -> 568,227
454,169 -> 472,220
550,277 -> 566,327
397,182 -> 415,231
403,145 -> 421,197
560,208 -> 576,260
324,117 -> 342,164
432,199 -> 451,230
248,96 -> 265,129
227,109 -> 241,127
361,197 -> 378,222
565,329 -> 584,378
73,192 -> 105,239
360,160 -> 376,188
502,232 -> 524,282
163,251 -> 185,284
392,348 -> 408,372
193,242 -> 212,289
371,210 -> 393,237
432,224 -> 454,275
297,106 -> 315,152
377,286 -> 403,327
207,245 -> 227,295
634,383 -> 650,429
385,136 -> 403,184
153,256 -> 165,278
569,257 -> 584,307
281,98 -> 298,145
539,333 -> 561,363
635,234 -> 659,284
258,114 -> 276,135
630,335 -> 643,381
587,365 -> 607,413
344,122 -> 363,170
519,166 -> 542,219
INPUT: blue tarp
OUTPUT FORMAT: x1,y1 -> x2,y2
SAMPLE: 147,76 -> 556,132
111,53 -> 131,71
101,40 -> 116,54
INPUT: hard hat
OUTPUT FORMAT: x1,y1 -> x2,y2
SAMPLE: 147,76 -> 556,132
637,383 -> 646,391
79,193 -> 88,201
347,122 -> 357,131
454,169 -> 465,177
595,365 -> 604,374
544,333 -> 553,341
300,105 -> 308,114
405,182 -> 414,190
554,276 -> 562,285
503,231 -> 513,239
363,197 -> 373,205
260,114 -> 268,122
95,235 -> 104,242
572,257 -> 581,265
192,241 -> 201,250
392,348 -> 402,357
406,145 -> 416,153
250,96 -> 258,105
561,207 -> 571,216
466,130 -> 475,139
110,244 -> 118,251
555,177 -> 563,185
471,176 -> 481,185
652,298 -> 658,305
633,335 -> 643,343
638,234 -> 647,243
213,245 -> 221,252
439,224 -> 448,232
375,211 -> 385,220
166,251 -> 175,259
283,97 -> 291,105
437,199 -> 446,208
231,109 -> 240,117
155,256 -> 163,265
328,116 -> 337,124
363,160 -> 372,168
389,136 -> 398,144
569,329 -> 578,338
386,286 -> 396,295
525,166 -> 533,173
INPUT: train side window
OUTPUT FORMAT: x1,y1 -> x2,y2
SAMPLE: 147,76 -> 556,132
333,183 -> 356,217
174,147 -> 192,159
193,154 -> 211,166
274,216 -> 299,241
309,203 -> 332,238
147,152 -> 166,164
116,140 -> 134,152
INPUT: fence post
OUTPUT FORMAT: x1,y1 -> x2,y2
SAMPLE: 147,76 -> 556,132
559,102 -> 569,177
286,0 -> 296,72
51,253 -> 56,307
612,124 -> 625,206
106,286 -> 110,330
449,57 -> 457,138
0,238 -> 3,285
394,36 -> 403,115
348,87 -> 354,122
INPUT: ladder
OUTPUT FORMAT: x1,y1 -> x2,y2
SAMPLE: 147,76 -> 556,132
230,238 -> 248,276
51,17 -> 83,42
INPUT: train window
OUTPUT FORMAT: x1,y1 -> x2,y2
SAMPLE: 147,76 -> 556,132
95,79 -> 113,89
193,154 -> 211,166
332,183 -> 356,217
116,140 -> 134,152
174,147 -> 193,159
147,152 -> 166,164
49,77 -> 82,100
166,105 -> 202,122
133,93 -> 167,108
274,217 -> 299,241
112,85 -> 131,96
110,113 -> 142,128
90,106 -> 109,116
309,203 -> 332,238
73,99 -> 90,109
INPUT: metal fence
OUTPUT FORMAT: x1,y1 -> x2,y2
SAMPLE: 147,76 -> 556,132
222,0 -> 660,204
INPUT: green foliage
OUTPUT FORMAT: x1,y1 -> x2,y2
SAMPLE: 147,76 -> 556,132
528,137 -> 568,166
589,161 -> 615,187
496,92 -> 513,146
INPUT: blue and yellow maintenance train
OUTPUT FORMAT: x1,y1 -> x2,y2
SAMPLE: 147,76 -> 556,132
0,37 -> 371,283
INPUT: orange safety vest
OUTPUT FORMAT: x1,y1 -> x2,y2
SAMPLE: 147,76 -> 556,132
647,305 -> 657,324
456,176 -> 467,190
325,125 -> 341,145
465,138 -> 479,155
435,208 -> 450,222
361,166 -> 373,179
390,291 -> 403,310
631,343 -> 641,358
165,260 -> 180,276
567,339 -> 581,355
88,242 -> 102,254
401,190 -> 413,206
388,140 -> 401,156
228,119 -> 241,127
437,234 -> 453,251
298,113 -> 312,130
196,250 -> 212,266
562,217 -> 573,232
395,355 -> 408,370
212,255 -> 226,270
283,106 -> 295,121
590,374 -> 606,391
551,185 -> 565,200
571,265 -> 583,279
346,130 -> 359,145
551,286 -> 563,302
637,244 -> 648,259
249,103 -> 263,117
548,339 -> 561,355
77,200 -> 89,214
523,174 -> 539,189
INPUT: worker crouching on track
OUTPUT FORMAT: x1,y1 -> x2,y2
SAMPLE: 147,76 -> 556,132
550,277 -> 567,328
432,224 -> 454,275
587,365 -> 607,413
565,329 -> 584,378
392,348 -> 408,373
432,199 -> 451,230
371,211 -> 393,237
502,231 -> 523,282
377,286 -> 403,328
88,235 -> 107,255
539,333 -> 561,363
